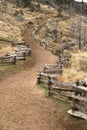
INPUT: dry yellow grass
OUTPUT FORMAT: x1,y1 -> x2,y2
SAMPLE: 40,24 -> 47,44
61,36 -> 68,43
0,3 -> 25,42
0,46 -> 16,57
62,69 -> 87,82
61,51 -> 87,82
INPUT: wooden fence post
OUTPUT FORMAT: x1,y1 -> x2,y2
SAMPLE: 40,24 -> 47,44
44,66 -> 46,72
51,47 -> 53,54
1,58 -> 2,64
37,73 -> 41,84
23,52 -> 26,60
40,40 -> 42,46
13,56 -> 16,64
45,43 -> 47,50
29,49 -> 31,55
48,76 -> 52,96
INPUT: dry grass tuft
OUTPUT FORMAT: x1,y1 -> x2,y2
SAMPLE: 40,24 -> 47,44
60,51 -> 87,82
0,46 -> 16,57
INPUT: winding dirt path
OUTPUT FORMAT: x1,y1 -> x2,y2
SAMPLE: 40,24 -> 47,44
0,25 -> 87,130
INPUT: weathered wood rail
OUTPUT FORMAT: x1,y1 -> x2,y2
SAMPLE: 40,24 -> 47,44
59,52 -> 71,66
44,63 -> 62,75
44,63 -> 62,68
12,52 -> 26,60
15,47 -> 31,56
37,72 -> 59,85
0,52 -> 26,65
44,43 -> 54,53
37,72 -> 74,98
12,41 -> 26,46
0,56 -> 16,65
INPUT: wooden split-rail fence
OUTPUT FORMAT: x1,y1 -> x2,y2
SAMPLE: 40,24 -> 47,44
68,83 -> 87,120
32,26 -> 56,54
59,52 -> 71,67
32,25 -> 74,56
32,27 -> 73,69
0,41 -> 31,65
37,69 -> 73,100
44,63 -> 63,74
33,25 -> 87,120
37,63 -> 87,120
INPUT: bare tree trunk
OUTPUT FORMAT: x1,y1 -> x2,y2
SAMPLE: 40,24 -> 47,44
78,18 -> 82,50
78,29 -> 81,49
81,0 -> 84,13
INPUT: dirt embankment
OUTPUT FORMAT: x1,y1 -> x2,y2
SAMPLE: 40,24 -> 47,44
0,25 -> 87,130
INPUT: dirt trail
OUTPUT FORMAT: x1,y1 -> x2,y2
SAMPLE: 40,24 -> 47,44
0,25 -> 87,130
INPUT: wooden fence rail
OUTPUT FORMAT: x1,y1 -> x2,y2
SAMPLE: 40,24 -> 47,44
44,63 -> 62,69
43,69 -> 62,74
44,44 -> 54,53
0,56 -> 16,65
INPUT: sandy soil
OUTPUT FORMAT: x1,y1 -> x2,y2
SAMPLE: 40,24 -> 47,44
0,25 -> 87,130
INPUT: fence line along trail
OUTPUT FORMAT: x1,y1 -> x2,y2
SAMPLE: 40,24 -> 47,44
0,25 -> 59,130
0,25 -> 86,130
